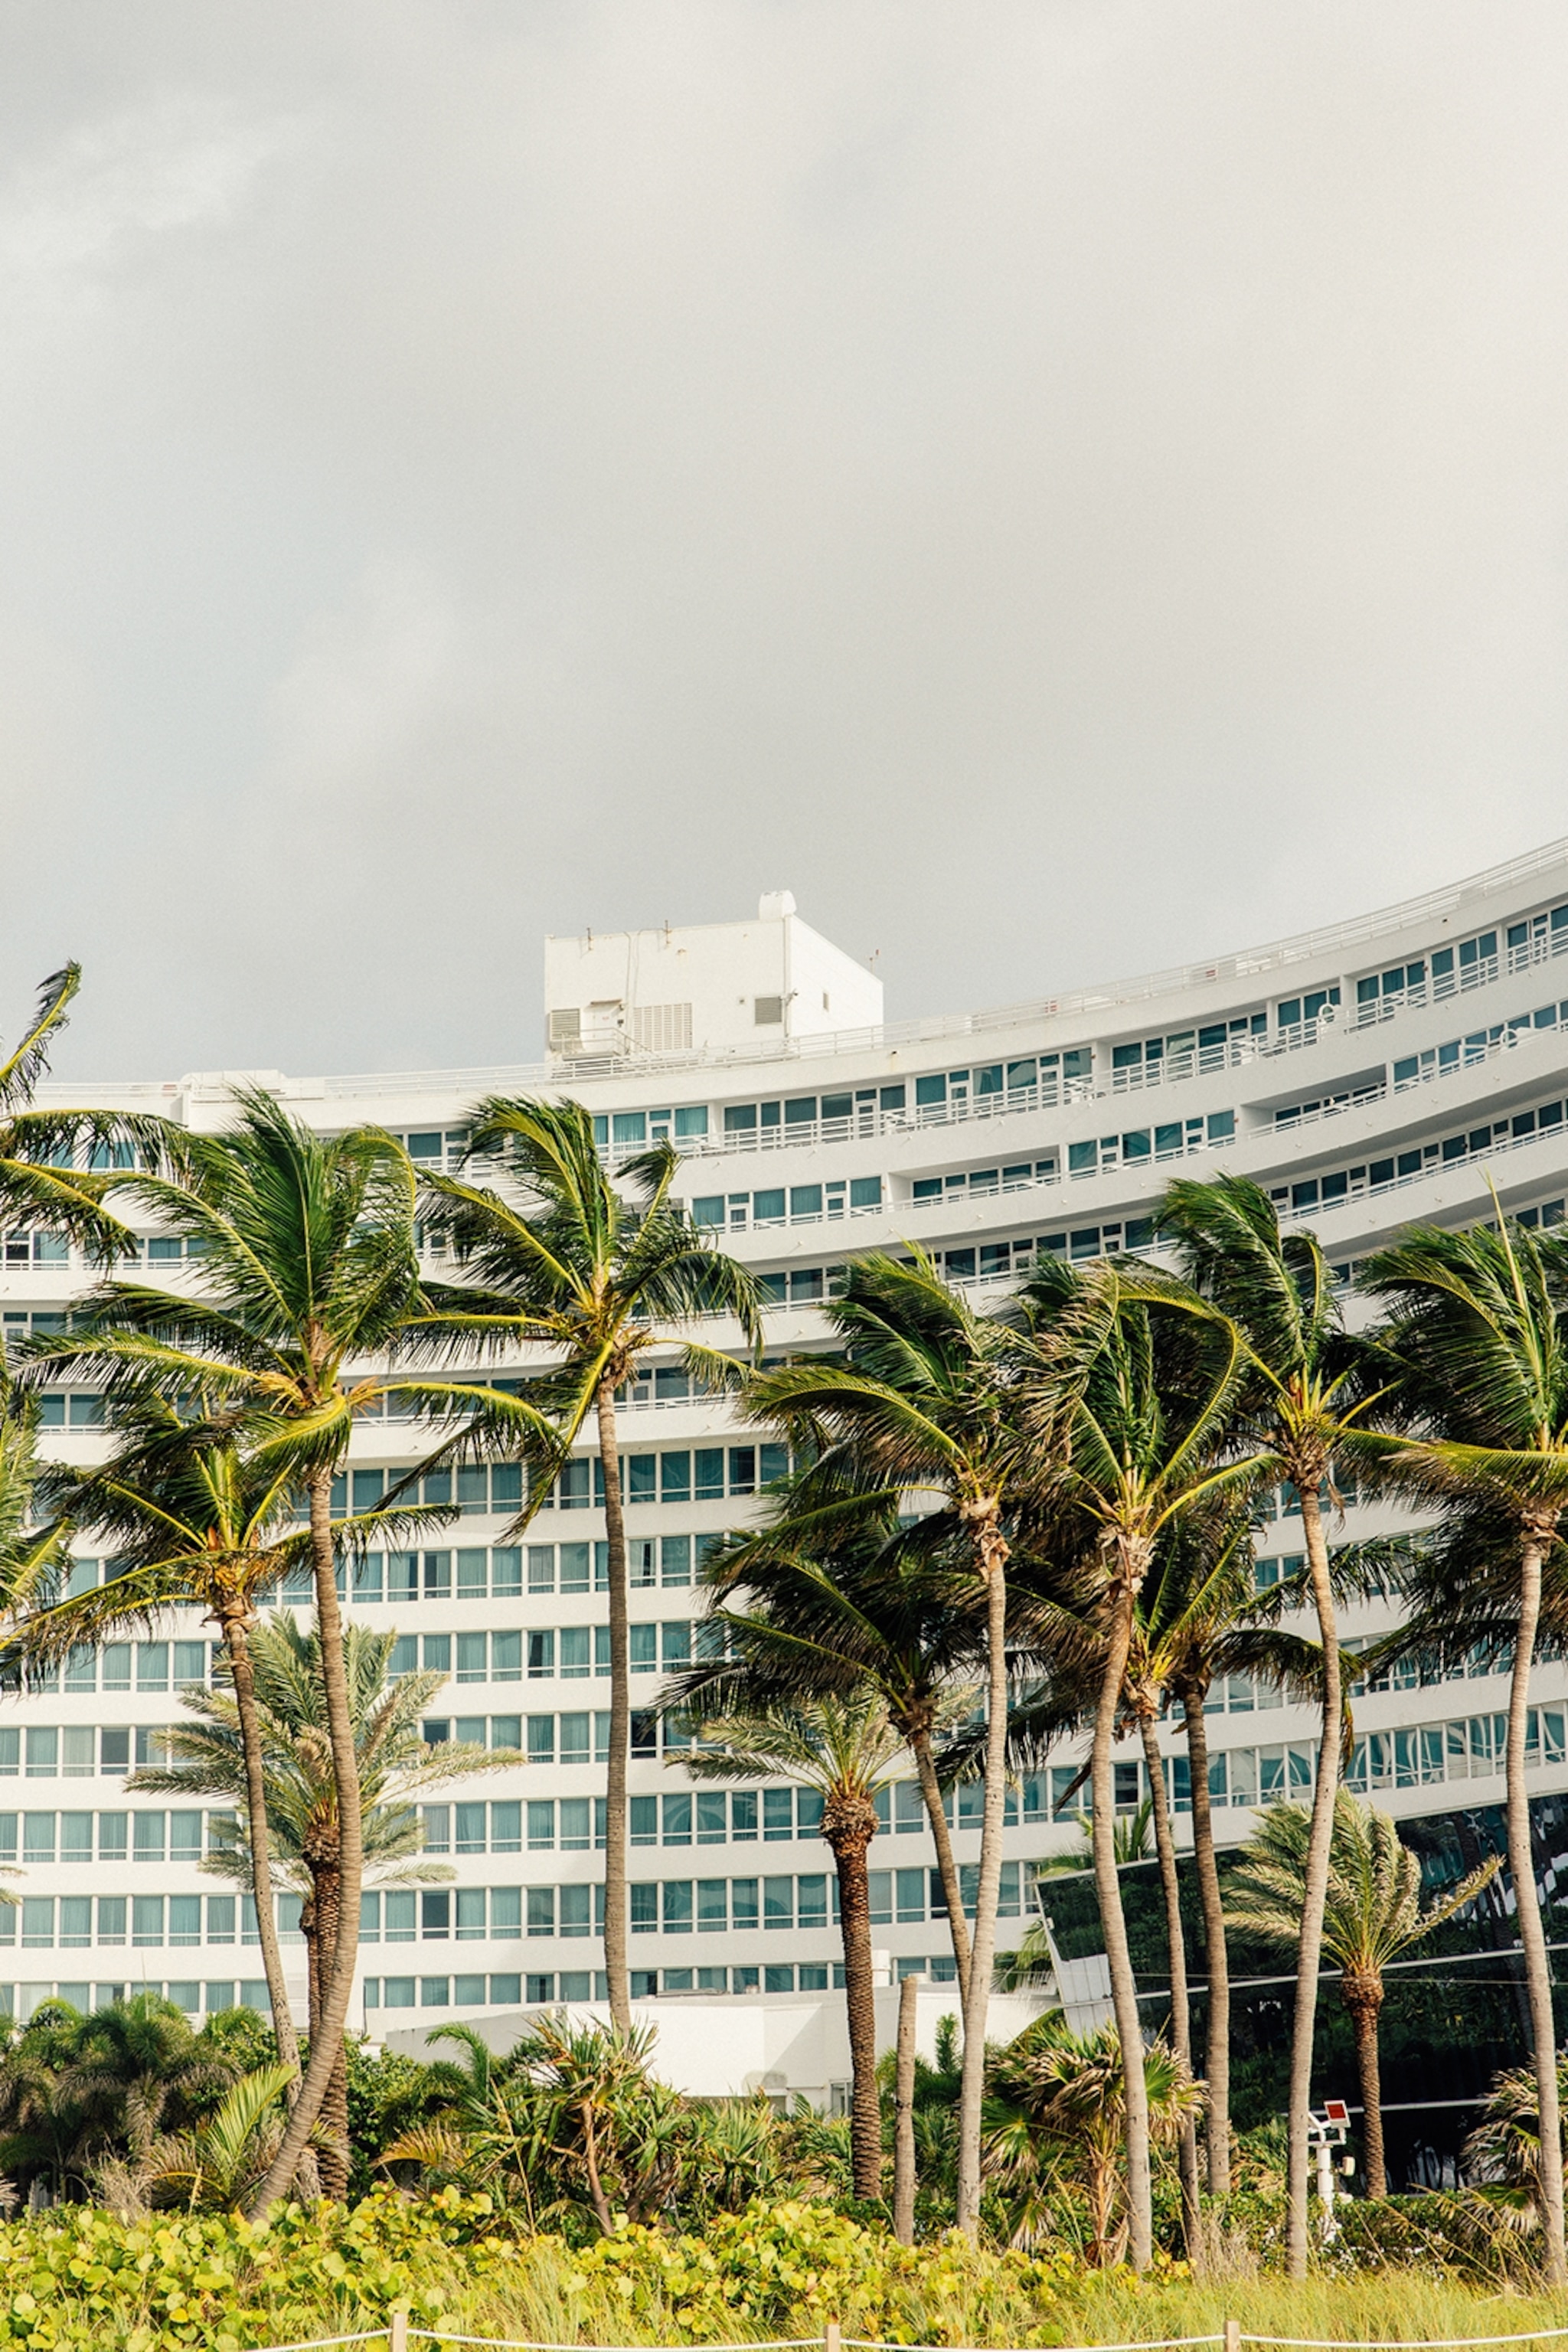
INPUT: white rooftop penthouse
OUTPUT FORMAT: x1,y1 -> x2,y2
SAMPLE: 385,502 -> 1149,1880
543,891 -> 884,1061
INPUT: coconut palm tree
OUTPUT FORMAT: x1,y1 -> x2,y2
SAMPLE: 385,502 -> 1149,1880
671,1471 -> 985,1992
1465,2050 -> 1568,2207
743,1248 -> 1034,2239
983,2009 -> 1202,2262
1015,1261 -> 1250,2267
15,1089 -> 550,2209
5,1406 -> 437,2078
678,1692 -> 905,2200
129,1614 -> 519,2199
1157,1172 -> 1388,2275
1227,1790 -> 1500,2197
0,965 -> 179,1259
1357,1211 -> 1568,2272
408,1096 -> 761,2033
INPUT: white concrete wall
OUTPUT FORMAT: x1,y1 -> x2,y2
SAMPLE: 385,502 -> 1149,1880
384,1983 -> 1049,2107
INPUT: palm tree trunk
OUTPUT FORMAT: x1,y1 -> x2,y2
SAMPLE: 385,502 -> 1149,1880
1341,1975 -> 1386,2198
1508,1528 -> 1565,2281
1091,1581 -> 1153,2270
1182,1685 -> 1230,2195
596,1380 -> 632,2033
1138,1709 -> 1199,2246
911,1726 -> 971,1999
954,1523 -> 1010,2240
248,1471 -> 364,2216
1284,1480 -> 1341,2278
312,1866 -> 350,2201
826,1821 -> 882,2200
893,1967 -> 918,2243
220,1612 -> 300,2081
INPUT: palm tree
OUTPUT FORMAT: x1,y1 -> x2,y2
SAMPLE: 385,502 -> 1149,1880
1017,1261 -> 1249,2267
13,1413 -> 313,2076
131,2061 -> 299,2216
0,965 -> 179,1258
678,1693 -> 905,2200
409,1095 -> 761,2032
983,2009 -> 1201,2262
15,1089 -> 547,2208
130,1613 -> 519,2198
1357,1212 -> 1568,2274
743,1248 -> 1032,2239
673,1473 -> 984,1992
1465,2050 -> 1568,2209
1158,1171 -> 1387,2275
1227,1791 -> 1501,2197
1125,1508 -> 1333,2203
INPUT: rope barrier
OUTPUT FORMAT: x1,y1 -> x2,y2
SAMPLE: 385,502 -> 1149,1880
234,2321 -> 1568,2352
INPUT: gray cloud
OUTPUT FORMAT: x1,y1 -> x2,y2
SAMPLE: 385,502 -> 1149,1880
4,1 -> 1568,1081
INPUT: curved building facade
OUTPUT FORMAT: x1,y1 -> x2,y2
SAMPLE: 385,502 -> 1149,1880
11,840 -> 1568,2043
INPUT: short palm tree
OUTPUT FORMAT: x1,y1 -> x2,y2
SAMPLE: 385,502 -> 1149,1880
16,1413 -> 323,2074
410,1095 -> 761,2031
1357,1212 -> 1568,2271
1227,1791 -> 1500,2197
1158,1172 -> 1387,2275
675,1472 -> 984,1991
1018,1262 -> 1248,2267
984,2009 -> 1202,2263
678,1693 -> 905,2200
1465,2050 -> 1568,2207
744,1248 -> 1031,2239
130,2061 -> 299,2216
17,1089 -> 544,2208
130,1615 -> 519,2198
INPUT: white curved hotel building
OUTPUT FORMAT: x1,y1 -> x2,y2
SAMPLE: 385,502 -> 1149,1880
9,844 -> 1568,2050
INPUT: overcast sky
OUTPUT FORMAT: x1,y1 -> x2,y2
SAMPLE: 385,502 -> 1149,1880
5,3 -> 1568,1083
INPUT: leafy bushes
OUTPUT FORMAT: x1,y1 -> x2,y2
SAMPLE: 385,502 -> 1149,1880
0,2187 -> 1075,2352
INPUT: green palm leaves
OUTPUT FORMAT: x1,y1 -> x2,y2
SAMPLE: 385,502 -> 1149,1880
1359,1212 -> 1568,2276
1228,1791 -> 1500,2197
409,1094 -> 759,2034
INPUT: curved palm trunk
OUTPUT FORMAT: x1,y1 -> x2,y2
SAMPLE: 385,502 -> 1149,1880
1092,1580 -> 1153,2269
954,1526 -> 1010,2239
1341,1973 -> 1386,2198
911,1726 -> 972,1999
1285,1481 -> 1341,2278
825,1814 -> 882,2200
220,1612 -> 299,2080
1138,1708 -> 1199,2246
1182,1686 -> 1230,2194
312,1864 -> 351,2200
249,1472 -> 363,2215
596,1381 -> 632,2033
1508,1528 -> 1565,2280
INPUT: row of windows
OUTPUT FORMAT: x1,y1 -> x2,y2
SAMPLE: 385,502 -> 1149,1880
2,1893 -> 250,1949
1392,999 -> 1568,1088
390,1617 -> 714,1687
1272,1078 -> 1385,1128
361,1958 -> 963,2008
536,1449 -> 790,1511
0,1811 -> 227,1863
1067,1112 -> 1236,1178
1268,1093 -> 1568,1218
692,1181 -> 882,1231
1352,927 -> 1502,1014
0,1727 -> 173,1777
5,1981 -> 273,2022
1110,1012 -> 1270,1075
911,1160 -> 1058,1204
1344,1706 -> 1567,1794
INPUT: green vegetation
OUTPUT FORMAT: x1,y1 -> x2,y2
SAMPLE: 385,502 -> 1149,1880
6,974 -> 1568,2315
